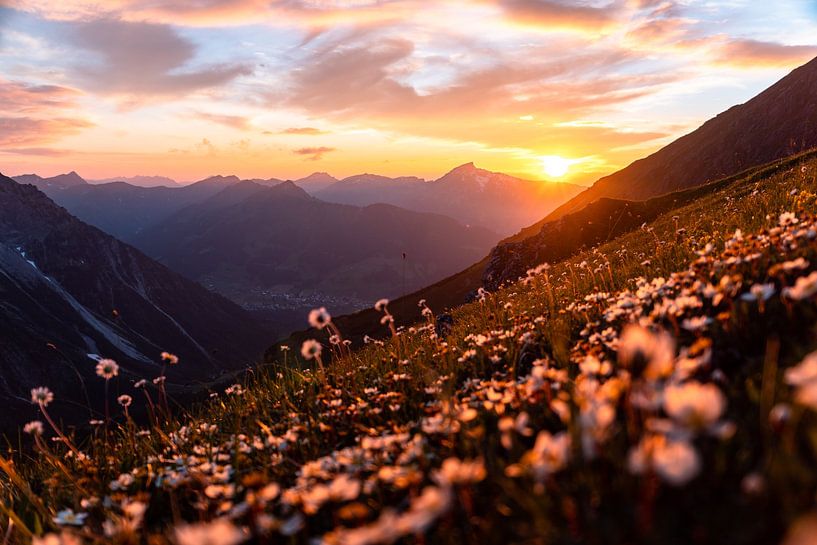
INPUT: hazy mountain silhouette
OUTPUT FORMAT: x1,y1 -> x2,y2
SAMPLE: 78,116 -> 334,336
129,181 -> 498,310
13,171 -> 88,191
89,175 -> 181,188
293,172 -> 340,194
315,163 -> 583,235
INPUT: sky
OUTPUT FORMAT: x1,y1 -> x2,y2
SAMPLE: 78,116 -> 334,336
0,1 -> 816,185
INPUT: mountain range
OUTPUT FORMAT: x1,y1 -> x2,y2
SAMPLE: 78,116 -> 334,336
269,54 -> 817,352
11,164 -> 579,325
130,180 -> 494,309
314,163 -> 583,235
89,175 -> 181,188
0,173 -> 269,427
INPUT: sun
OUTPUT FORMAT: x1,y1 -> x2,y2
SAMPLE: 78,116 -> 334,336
541,155 -> 570,178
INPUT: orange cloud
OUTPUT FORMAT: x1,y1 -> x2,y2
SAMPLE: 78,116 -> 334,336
493,0 -> 622,33
281,127 -> 329,135
192,112 -> 251,130
5,0 -> 416,29
0,117 -> 94,147
279,36 -> 672,151
714,39 -> 817,69
293,146 -> 336,160
0,80 -> 93,150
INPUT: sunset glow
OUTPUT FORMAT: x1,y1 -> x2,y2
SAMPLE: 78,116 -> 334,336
541,155 -> 571,178
0,2 -> 816,184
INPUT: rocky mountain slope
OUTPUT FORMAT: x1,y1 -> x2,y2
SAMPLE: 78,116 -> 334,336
0,173 -> 270,427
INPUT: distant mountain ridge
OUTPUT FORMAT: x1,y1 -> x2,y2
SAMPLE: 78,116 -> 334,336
293,172 -> 339,194
89,175 -> 180,188
13,171 -> 87,190
0,173 -> 270,427
129,180 -> 498,310
316,163 -> 583,235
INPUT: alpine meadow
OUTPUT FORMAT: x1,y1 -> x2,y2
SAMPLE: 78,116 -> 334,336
3,2 -> 817,545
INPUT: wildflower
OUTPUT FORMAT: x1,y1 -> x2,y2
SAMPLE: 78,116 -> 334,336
31,386 -> 54,407
579,354 -> 611,376
785,351 -> 817,410
784,271 -> 817,300
742,472 -> 766,495
770,403 -> 792,430
134,379 -> 147,388
617,325 -> 675,381
24,420 -> 44,435
225,384 -> 244,396
53,509 -> 88,527
33,532 -> 82,545
174,519 -> 246,545
628,434 -> 700,486
117,395 -> 132,407
681,316 -> 710,332
308,307 -> 331,329
521,431 -> 570,481
779,212 -> 799,227
301,339 -> 322,360
108,473 -> 135,493
374,298 -> 390,311
663,381 -> 726,430
740,283 -> 775,302
161,352 -> 179,365
434,458 -> 487,485
95,359 -> 119,379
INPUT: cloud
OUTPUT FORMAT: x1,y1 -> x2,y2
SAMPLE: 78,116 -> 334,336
713,39 -> 817,69
493,0 -> 621,33
293,146 -> 335,160
192,112 -> 251,129
0,147 -> 75,157
64,18 -> 252,97
287,37 -> 416,113
0,80 -> 93,150
196,138 -> 217,155
5,0 -> 415,29
280,35 -> 671,150
0,116 -> 93,147
280,127 -> 328,135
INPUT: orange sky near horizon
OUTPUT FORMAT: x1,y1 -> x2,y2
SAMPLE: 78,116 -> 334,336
1,1 -> 817,185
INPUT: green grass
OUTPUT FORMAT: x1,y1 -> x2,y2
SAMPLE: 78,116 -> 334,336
4,151 -> 817,544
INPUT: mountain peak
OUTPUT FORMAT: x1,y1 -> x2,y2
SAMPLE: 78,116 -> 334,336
452,162 -> 477,172
271,179 -> 310,197
199,175 -> 241,184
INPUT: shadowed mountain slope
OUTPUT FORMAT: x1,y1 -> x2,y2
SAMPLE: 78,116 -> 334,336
130,181 -> 498,309
0,173 -> 270,427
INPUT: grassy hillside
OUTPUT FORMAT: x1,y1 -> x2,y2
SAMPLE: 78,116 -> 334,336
272,149 -> 817,356
5,152 -> 817,544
